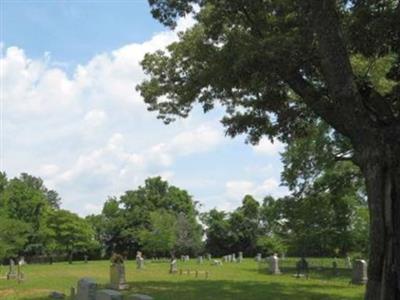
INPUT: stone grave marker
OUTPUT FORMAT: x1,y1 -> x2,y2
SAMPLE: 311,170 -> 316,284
197,256 -> 203,264
76,278 -> 97,300
96,289 -> 123,300
110,254 -> 128,290
268,254 -> 281,275
7,259 -> 17,280
136,251 -> 145,269
169,258 -> 178,274
345,255 -> 352,268
126,294 -> 154,300
238,252 -> 243,263
295,257 -> 309,278
212,259 -> 222,266
255,253 -> 262,262
351,259 -> 367,285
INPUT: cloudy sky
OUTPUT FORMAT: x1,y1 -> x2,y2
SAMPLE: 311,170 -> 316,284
1,1 -> 288,216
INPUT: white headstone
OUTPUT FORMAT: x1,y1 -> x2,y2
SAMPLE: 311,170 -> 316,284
238,252 -> 243,263
268,254 -> 281,275
345,256 -> 352,268
169,259 -> 178,273
197,256 -> 203,264
136,252 -> 145,269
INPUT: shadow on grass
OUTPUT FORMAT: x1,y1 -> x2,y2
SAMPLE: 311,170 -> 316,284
19,279 -> 363,300
131,279 -> 362,300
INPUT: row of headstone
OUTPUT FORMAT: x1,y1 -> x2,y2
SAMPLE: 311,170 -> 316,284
180,255 -> 190,262
222,254 -> 237,263
6,258 -> 25,282
262,255 -> 368,285
73,277 -> 153,300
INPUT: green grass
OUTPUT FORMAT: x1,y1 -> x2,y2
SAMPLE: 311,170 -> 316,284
0,258 -> 365,300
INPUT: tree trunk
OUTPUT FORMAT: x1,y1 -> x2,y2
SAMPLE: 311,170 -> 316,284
359,145 -> 400,300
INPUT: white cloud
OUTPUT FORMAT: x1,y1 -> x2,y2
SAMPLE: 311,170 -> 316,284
84,109 -> 107,128
2,14 -> 286,215
253,138 -> 284,155
223,177 -> 288,210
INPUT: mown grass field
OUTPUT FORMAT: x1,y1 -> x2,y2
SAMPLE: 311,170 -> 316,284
0,258 -> 365,300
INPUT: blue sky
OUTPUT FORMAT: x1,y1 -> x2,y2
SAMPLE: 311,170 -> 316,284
1,0 -> 288,216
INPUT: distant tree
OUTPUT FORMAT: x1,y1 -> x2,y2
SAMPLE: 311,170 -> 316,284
0,210 -> 29,260
47,210 -> 98,263
201,209 -> 232,256
1,176 -> 52,255
139,210 -> 177,256
175,212 -> 203,255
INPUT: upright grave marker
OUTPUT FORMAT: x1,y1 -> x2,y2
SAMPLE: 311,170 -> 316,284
109,254 -> 128,290
351,260 -> 367,285
76,278 -> 97,300
268,253 -> 281,275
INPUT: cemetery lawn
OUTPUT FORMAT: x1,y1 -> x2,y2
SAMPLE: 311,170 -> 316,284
0,258 -> 365,300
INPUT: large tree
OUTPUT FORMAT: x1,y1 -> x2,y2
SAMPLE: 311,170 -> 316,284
137,1 -> 400,298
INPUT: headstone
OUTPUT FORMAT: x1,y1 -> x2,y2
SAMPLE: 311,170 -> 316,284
197,256 -> 203,264
136,251 -> 144,269
110,263 -> 128,290
76,278 -> 97,300
169,258 -> 178,274
96,289 -> 123,300
345,255 -> 352,268
351,259 -> 367,285
19,257 -> 26,265
17,263 -> 25,283
238,252 -> 243,263
206,253 -> 212,260
184,255 -> 190,262
7,259 -> 17,280
332,260 -> 338,275
49,291 -> 66,299
255,253 -> 262,262
268,254 -> 281,275
296,257 -> 309,278
84,255 -> 88,264
212,259 -> 222,266
126,294 -> 154,300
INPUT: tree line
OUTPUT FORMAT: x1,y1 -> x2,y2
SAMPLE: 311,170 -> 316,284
0,168 -> 368,262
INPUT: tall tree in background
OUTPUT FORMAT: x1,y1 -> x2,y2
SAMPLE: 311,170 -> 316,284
280,121 -> 369,256
138,1 -> 399,298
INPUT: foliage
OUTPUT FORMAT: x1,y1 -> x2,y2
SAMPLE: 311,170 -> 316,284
139,210 -> 177,256
47,209 -> 99,262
